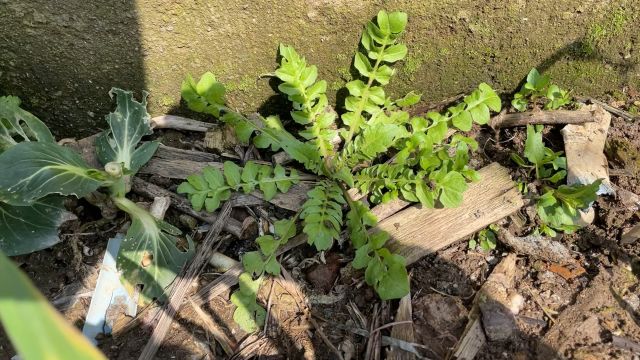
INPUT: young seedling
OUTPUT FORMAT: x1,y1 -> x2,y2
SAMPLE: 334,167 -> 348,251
0,90 -> 192,304
512,68 -> 572,112
469,224 -> 499,252
178,10 -> 502,331
511,125 -> 600,236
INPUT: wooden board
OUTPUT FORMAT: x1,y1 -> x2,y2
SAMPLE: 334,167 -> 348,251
376,162 -> 523,265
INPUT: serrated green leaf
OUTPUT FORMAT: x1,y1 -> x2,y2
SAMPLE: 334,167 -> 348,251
396,92 -> 421,107
264,257 -> 281,275
364,256 -> 384,286
373,65 -> 394,85
438,171 -> 467,207
354,52 -> 372,77
181,73 -> 226,117
353,244 -> 372,269
381,44 -> 407,62
231,273 -> 265,332
258,166 -> 277,200
0,142 -> 107,206
376,254 -> 409,300
302,183 -> 344,251
452,110 -> 473,131
388,11 -> 408,33
223,161 -> 242,187
256,235 -> 278,256
242,251 -> 265,276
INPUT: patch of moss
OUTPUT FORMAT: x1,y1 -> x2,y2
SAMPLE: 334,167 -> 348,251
226,75 -> 258,92
581,7 -> 631,56
400,54 -> 423,81
329,80 -> 344,91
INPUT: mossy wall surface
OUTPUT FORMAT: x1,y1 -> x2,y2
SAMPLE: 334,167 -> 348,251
1,0 -> 638,137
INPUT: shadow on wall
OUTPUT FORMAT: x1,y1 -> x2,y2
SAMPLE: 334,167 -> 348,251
0,0 -> 145,138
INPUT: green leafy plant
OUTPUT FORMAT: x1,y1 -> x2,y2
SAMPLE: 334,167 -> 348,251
179,10 -> 502,331
512,68 -> 572,111
0,252 -> 106,360
469,224 -> 498,251
0,90 -> 193,304
511,125 -> 600,236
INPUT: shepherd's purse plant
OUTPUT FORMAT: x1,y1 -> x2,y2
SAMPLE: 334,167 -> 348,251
177,10 -> 502,331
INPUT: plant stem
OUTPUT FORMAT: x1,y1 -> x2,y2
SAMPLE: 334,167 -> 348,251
344,41 -> 389,144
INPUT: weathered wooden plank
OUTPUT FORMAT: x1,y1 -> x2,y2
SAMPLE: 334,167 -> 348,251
376,163 -> 523,265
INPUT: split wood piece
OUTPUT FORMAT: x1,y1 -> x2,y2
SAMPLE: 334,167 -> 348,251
154,144 -> 219,163
131,177 -> 249,239
576,97 -> 639,122
377,162 -> 524,265
476,254 -> 519,341
497,228 -> 574,265
561,104 -> 614,196
387,294 -> 416,360
371,198 -> 411,223
138,202 -> 233,360
451,254 -> 518,359
488,107 -> 596,129
138,158 -> 315,212
151,115 -> 217,132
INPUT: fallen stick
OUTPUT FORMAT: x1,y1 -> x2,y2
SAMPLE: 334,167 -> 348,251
497,229 -> 574,265
576,97 -> 639,122
151,115 -> 217,132
138,202 -> 233,360
377,163 -> 524,265
489,108 -> 596,129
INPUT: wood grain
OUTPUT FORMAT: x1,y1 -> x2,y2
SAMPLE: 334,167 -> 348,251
376,163 -> 523,265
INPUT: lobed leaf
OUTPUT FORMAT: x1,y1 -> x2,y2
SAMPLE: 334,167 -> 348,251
0,96 -> 54,153
95,88 -> 158,174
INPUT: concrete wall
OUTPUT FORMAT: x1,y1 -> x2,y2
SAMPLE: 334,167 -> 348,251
1,0 -> 638,137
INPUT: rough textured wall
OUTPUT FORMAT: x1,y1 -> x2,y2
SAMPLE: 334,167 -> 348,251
1,0 -> 638,137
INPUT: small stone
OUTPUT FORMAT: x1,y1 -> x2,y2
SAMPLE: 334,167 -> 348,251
305,252 -> 341,293
82,245 -> 94,257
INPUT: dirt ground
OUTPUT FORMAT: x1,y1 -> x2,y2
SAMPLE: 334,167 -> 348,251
1,94 -> 640,360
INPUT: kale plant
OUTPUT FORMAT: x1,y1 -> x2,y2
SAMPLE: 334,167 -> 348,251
178,10 -> 501,331
0,91 -> 192,304
511,125 -> 600,236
